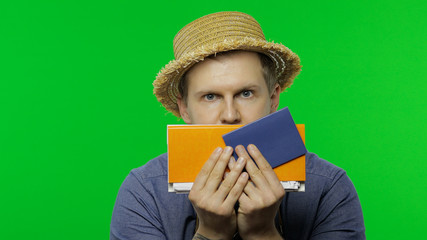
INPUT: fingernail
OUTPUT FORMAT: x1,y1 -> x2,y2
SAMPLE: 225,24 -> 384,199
225,146 -> 233,153
215,147 -> 222,153
229,157 -> 235,168
237,157 -> 245,166
248,144 -> 256,151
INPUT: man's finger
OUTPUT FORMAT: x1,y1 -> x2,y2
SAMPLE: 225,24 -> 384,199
228,156 -> 236,170
217,157 -> 246,199
247,144 -> 282,188
223,172 -> 249,207
235,145 -> 269,188
192,147 -> 223,191
241,179 -> 259,200
237,191 -> 251,211
204,146 -> 234,192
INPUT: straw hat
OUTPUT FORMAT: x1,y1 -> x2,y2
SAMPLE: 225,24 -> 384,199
153,11 -> 301,117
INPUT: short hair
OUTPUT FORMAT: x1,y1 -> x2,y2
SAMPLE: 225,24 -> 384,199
178,51 -> 277,102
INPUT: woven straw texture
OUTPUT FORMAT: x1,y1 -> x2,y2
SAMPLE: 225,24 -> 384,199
153,11 -> 301,117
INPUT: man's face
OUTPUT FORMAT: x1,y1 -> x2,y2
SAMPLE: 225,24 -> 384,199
177,51 -> 280,125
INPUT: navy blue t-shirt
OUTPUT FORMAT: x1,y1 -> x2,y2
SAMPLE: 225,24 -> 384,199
110,152 -> 365,240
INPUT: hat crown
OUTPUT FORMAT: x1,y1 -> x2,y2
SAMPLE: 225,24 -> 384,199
173,12 -> 266,60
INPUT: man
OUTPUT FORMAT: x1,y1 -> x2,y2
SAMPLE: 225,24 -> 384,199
111,12 -> 365,240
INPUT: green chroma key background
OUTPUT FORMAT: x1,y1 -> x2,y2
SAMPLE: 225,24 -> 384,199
1,0 -> 426,239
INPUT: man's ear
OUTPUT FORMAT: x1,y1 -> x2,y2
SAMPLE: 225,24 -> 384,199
270,83 -> 281,113
177,97 -> 192,124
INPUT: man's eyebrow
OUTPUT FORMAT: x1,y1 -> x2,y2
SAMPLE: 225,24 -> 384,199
236,84 -> 260,91
193,84 -> 261,96
232,84 -> 262,94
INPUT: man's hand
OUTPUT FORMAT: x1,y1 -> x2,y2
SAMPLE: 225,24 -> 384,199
189,146 -> 249,239
233,144 -> 285,240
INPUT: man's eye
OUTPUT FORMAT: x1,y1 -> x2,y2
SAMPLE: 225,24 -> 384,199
241,90 -> 253,98
204,94 -> 216,101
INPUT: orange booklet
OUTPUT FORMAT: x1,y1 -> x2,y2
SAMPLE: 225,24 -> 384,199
168,124 -> 305,183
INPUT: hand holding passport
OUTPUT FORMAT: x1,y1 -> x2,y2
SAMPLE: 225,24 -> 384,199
223,107 -> 307,168
167,107 -> 307,192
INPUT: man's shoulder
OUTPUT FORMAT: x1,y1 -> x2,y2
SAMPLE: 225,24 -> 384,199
285,153 -> 365,239
130,153 -> 168,181
305,152 -> 346,181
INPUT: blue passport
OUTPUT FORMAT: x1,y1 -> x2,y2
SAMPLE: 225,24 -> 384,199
222,107 -> 307,168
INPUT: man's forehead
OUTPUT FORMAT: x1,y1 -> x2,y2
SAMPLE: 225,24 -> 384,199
204,50 -> 261,64
187,51 -> 262,76
185,51 -> 266,93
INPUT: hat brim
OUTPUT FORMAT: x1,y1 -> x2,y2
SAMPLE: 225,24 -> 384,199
153,37 -> 301,117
